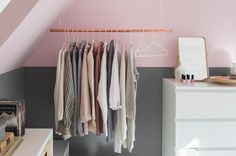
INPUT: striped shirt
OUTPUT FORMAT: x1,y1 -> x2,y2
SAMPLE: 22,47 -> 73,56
57,43 -> 76,140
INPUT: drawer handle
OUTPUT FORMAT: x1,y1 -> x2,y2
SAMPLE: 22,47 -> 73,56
188,148 -> 198,151
188,147 -> 236,151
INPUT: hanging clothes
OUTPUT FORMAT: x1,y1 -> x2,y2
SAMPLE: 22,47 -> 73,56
114,45 -> 127,153
76,40 -> 87,137
71,44 -> 79,137
87,42 -> 96,134
57,42 -> 76,140
54,38 -> 139,153
97,42 -> 108,137
106,40 -> 115,141
70,40 -> 88,137
109,43 -> 121,110
94,42 -> 104,135
125,45 -> 139,152
80,43 -> 92,135
54,49 -> 64,131
55,49 -> 67,136
76,40 -> 87,136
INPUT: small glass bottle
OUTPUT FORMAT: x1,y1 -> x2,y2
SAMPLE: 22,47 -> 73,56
175,62 -> 185,82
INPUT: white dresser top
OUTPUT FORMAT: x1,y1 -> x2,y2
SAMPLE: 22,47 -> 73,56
12,128 -> 53,156
164,78 -> 236,91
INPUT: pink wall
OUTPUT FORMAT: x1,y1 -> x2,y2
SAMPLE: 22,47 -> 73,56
24,0 -> 236,67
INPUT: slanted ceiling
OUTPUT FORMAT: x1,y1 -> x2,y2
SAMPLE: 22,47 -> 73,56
0,0 -> 73,74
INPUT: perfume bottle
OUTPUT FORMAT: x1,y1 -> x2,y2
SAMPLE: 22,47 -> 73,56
175,63 -> 185,82
191,74 -> 195,83
181,74 -> 186,84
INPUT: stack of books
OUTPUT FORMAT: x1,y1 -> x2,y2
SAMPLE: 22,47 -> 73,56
0,132 -> 23,156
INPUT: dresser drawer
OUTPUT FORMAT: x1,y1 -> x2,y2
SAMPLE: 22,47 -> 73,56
176,122 -> 236,149
177,149 -> 236,156
41,138 -> 53,156
176,92 -> 236,119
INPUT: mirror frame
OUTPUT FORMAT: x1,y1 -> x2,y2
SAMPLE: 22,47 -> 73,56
177,37 -> 209,81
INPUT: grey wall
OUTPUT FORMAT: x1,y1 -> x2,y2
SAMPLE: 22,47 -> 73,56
0,68 -> 25,98
24,67 -> 56,129
0,67 -> 230,156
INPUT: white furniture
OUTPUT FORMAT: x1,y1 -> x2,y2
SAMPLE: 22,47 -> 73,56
12,128 -> 53,156
162,79 -> 236,156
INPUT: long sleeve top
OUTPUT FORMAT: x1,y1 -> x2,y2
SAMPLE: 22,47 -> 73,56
71,45 -> 79,137
87,43 -> 96,134
114,45 -> 127,153
106,40 -> 115,141
57,42 -> 76,140
77,40 -> 87,137
109,43 -> 121,110
125,45 -> 139,152
97,42 -> 108,137
54,49 -> 64,130
80,43 -> 92,135
94,42 -> 104,134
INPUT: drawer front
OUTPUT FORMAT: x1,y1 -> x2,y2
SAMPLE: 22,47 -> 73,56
176,92 -> 236,119
177,149 -> 236,156
176,122 -> 236,149
41,138 -> 53,156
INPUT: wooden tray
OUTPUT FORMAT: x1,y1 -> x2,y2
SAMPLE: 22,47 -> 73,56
3,137 -> 23,156
0,132 -> 15,155
208,76 -> 236,85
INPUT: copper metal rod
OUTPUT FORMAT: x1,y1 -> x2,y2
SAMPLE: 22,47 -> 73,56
50,28 -> 173,33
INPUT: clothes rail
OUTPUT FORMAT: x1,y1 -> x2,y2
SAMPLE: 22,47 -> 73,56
50,28 -> 173,33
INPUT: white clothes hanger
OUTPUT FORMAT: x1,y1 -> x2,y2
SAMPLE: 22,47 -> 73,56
115,28 -> 120,47
115,29 -> 118,43
61,28 -> 67,50
99,28 -> 102,42
68,29 -> 71,46
137,29 -> 168,57
130,30 -> 133,46
73,28 -> 76,42
82,28 -> 85,40
86,28 -> 89,43
105,29 -> 107,43
92,28 -> 95,44
135,30 -> 148,57
76,28 -> 79,45
136,0 -> 168,57
123,43 -> 126,56
72,29 -> 74,42
64,29 -> 69,50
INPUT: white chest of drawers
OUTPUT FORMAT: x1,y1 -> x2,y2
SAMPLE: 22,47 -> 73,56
12,129 -> 53,156
162,79 -> 236,156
